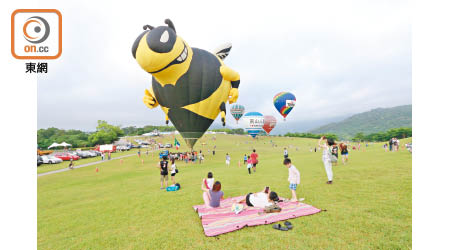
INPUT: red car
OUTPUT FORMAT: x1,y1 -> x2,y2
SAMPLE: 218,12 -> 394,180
54,153 -> 80,161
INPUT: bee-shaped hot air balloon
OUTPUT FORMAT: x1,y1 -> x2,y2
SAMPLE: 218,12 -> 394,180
132,19 -> 240,148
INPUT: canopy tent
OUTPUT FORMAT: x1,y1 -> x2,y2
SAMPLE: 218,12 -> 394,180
60,142 -> 72,147
48,142 -> 72,149
48,143 -> 61,149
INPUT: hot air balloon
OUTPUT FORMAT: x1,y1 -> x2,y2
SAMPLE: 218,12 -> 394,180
263,115 -> 277,134
230,104 -> 245,123
132,19 -> 241,149
273,92 -> 296,120
242,112 -> 264,138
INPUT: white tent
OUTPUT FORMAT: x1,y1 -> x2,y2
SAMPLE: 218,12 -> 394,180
60,142 -> 72,147
48,142 -> 72,149
48,142 -> 61,149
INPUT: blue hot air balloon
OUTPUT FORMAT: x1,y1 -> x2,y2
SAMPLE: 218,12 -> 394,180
230,104 -> 245,123
242,112 -> 264,138
273,92 -> 296,120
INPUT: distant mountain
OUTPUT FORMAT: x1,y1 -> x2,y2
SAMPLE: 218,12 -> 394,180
308,105 -> 412,139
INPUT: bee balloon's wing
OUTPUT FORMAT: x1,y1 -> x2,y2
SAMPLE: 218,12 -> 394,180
213,42 -> 232,60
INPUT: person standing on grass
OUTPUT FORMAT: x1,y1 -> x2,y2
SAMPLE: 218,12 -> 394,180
101,152 -> 105,161
199,151 -> 204,164
283,147 -> 289,159
243,154 -> 248,164
318,136 -> 334,184
283,158 -> 300,202
339,143 -> 349,165
138,149 -> 141,158
250,149 -> 259,172
108,151 -> 111,160
201,181 -> 223,208
247,158 -> 252,174
68,158 -> 74,170
225,153 -> 231,166
170,158 -> 177,185
389,138 -> 393,151
159,156 -> 169,189
146,150 -> 149,156
331,144 -> 339,166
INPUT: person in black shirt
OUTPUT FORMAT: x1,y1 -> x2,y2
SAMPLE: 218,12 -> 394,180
339,143 -> 349,165
160,156 -> 169,189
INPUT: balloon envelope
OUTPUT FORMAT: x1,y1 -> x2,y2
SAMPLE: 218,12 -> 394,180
242,112 -> 264,138
273,92 -> 296,119
263,115 -> 277,134
230,104 -> 245,123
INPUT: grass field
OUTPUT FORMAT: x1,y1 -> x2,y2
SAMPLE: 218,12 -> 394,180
37,134 -> 412,249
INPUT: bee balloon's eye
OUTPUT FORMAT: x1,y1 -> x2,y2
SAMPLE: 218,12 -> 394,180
160,30 -> 169,43
146,26 -> 176,53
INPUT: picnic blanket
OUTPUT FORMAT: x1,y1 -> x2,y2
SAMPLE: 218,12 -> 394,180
193,196 -> 321,236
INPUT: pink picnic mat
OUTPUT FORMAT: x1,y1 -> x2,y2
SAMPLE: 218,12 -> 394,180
193,196 -> 321,236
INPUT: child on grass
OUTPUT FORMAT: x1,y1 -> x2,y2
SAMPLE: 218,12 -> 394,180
247,158 -> 252,174
283,158 -> 300,202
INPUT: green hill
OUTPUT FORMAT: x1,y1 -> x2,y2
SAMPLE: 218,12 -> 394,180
309,105 -> 412,139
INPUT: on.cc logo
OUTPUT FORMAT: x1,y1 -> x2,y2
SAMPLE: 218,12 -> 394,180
23,16 -> 50,44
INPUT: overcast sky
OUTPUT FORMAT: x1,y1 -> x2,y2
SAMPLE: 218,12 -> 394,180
37,0 -> 411,132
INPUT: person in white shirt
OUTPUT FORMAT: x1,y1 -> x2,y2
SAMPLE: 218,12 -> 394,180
225,153 -> 231,166
283,148 -> 289,159
203,172 -> 214,190
170,158 -> 177,185
238,187 -> 280,208
284,158 -> 300,202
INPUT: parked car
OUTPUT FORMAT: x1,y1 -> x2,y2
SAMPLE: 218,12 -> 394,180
90,150 -> 102,156
37,156 -> 43,166
41,155 -> 63,164
54,153 -> 79,161
73,151 -> 89,158
116,146 -> 130,151
164,143 -> 173,148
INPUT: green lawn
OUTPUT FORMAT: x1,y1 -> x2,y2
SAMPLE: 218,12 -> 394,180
37,149 -> 142,174
37,134 -> 412,249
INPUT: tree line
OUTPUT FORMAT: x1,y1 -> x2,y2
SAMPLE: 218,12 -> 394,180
122,125 -> 176,136
284,132 -> 339,140
38,120 -> 124,149
351,127 -> 412,142
283,127 -> 411,142
210,128 -> 245,134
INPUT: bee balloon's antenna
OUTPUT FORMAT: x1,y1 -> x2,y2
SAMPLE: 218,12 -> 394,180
143,25 -> 154,30
164,19 -> 176,33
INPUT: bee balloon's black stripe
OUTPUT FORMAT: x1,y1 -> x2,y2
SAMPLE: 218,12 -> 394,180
152,48 -> 222,108
231,80 -> 240,88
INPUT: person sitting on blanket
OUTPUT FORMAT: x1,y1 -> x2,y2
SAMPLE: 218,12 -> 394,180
202,181 -> 224,208
238,187 -> 280,208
